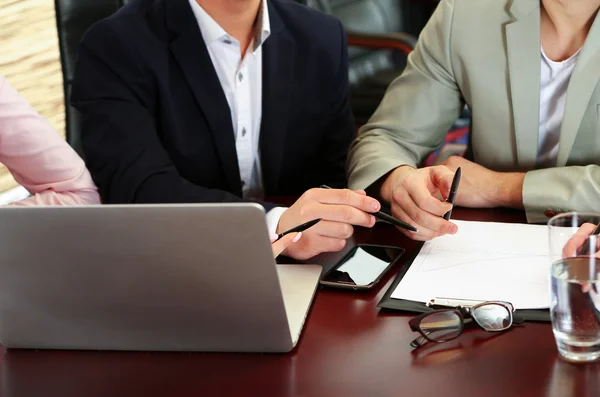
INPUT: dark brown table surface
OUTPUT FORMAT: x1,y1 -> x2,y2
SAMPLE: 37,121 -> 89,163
0,207 -> 598,397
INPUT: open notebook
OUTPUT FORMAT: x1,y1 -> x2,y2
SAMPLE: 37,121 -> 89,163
380,220 -> 551,321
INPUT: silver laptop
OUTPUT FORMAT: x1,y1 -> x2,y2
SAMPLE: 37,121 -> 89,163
0,203 -> 321,353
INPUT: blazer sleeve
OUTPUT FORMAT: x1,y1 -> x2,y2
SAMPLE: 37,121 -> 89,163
346,0 -> 464,191
314,20 -> 355,189
71,20 -> 274,210
523,166 -> 600,223
0,74 -> 100,206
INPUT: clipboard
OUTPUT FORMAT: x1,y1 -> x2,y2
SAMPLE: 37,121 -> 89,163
377,242 -> 551,322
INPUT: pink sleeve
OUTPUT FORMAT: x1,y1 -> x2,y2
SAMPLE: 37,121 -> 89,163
0,74 -> 100,206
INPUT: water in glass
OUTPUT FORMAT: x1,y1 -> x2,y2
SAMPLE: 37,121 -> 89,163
551,257 -> 600,363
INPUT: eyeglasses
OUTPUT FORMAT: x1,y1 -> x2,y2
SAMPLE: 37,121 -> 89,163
409,301 -> 515,348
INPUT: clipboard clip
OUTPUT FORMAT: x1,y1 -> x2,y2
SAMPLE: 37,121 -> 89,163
427,297 -> 487,309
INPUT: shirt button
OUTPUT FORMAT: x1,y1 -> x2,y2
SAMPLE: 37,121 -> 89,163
223,37 -> 232,44
242,127 -> 247,137
238,72 -> 243,82
241,180 -> 246,187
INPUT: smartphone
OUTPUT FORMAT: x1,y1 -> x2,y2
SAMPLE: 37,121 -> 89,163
320,244 -> 404,290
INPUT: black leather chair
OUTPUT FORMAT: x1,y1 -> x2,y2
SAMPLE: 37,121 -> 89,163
306,0 -> 418,127
54,0 -> 129,157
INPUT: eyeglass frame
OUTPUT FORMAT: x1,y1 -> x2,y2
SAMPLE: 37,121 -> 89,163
409,301 -> 515,348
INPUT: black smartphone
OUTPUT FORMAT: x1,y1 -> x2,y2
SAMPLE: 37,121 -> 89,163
320,244 -> 404,290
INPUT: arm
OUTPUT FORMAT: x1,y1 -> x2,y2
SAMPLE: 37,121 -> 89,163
71,21 -> 273,209
0,75 -> 99,206
346,0 -> 464,194
523,166 -> 600,223
440,158 -> 600,223
314,20 -> 355,189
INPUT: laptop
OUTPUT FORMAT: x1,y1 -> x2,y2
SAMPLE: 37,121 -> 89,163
0,203 -> 321,352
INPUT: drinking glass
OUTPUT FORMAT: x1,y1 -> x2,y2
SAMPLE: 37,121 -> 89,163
548,212 -> 600,363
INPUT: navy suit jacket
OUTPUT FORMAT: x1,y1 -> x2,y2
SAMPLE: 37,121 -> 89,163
71,0 -> 354,210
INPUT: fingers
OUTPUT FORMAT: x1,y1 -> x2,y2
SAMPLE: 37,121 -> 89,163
311,220 -> 354,239
406,182 -> 452,216
304,203 -> 376,228
403,168 -> 453,215
578,223 -> 597,236
390,204 -> 439,241
430,166 -> 456,200
393,187 -> 457,236
270,232 -> 302,258
562,223 -> 597,258
385,166 -> 457,239
307,188 -> 380,214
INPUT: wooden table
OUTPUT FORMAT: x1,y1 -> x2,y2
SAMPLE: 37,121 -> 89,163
1,207 -> 598,397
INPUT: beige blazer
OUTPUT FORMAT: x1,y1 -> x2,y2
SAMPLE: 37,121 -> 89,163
347,0 -> 600,223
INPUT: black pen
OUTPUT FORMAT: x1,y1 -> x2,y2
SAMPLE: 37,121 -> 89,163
320,185 -> 418,233
443,167 -> 461,221
274,218 -> 321,242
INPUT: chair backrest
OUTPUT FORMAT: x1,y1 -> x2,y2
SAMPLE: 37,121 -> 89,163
306,0 -> 405,35
54,0 -> 129,156
305,0 -> 408,86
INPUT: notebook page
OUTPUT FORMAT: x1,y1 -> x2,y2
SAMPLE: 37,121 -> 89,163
391,220 -> 550,309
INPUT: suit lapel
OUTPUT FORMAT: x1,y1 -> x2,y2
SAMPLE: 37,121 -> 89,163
259,1 -> 295,196
166,0 -> 241,196
506,0 -> 541,170
557,12 -> 600,166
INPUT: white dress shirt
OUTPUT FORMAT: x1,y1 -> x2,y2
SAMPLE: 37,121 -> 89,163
537,47 -> 580,168
188,0 -> 287,232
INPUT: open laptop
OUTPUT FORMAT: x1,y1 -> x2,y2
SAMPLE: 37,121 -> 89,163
0,203 -> 321,353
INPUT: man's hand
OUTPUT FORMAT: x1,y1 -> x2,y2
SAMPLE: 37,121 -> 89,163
380,164 -> 457,241
379,157 -> 526,241
439,156 -> 524,209
277,188 -> 380,260
562,223 -> 598,258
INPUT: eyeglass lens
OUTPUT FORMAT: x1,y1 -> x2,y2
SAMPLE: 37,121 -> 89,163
472,303 -> 511,331
420,311 -> 462,342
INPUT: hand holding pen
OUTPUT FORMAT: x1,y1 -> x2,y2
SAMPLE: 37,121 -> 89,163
274,187 -> 383,261
320,185 -> 417,232
378,165 -> 460,241
270,219 -> 321,258
443,167 -> 461,221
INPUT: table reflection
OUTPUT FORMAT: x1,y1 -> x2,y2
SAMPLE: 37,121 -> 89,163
411,329 -> 505,366
1,349 -> 299,397
545,357 -> 600,397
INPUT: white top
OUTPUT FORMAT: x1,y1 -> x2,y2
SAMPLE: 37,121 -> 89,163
537,47 -> 580,168
189,0 -> 287,231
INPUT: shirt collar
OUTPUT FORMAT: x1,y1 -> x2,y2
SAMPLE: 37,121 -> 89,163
188,0 -> 271,52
